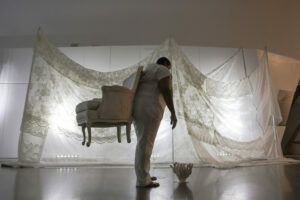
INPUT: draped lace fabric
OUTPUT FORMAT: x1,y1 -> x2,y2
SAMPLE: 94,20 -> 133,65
170,46 -> 283,167
18,32 -> 283,167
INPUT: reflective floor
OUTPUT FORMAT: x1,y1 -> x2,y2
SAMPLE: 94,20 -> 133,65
0,164 -> 299,200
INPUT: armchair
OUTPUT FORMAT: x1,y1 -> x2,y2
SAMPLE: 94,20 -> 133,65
76,66 -> 143,147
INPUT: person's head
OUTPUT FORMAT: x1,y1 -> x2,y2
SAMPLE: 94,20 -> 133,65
156,57 -> 171,69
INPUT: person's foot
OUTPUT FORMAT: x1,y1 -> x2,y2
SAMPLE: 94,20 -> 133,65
137,181 -> 160,188
151,176 -> 157,181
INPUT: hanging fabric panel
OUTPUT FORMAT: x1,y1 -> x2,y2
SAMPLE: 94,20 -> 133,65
18,31 -> 283,167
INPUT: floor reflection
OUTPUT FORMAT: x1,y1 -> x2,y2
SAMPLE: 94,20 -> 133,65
283,164 -> 300,199
14,167 -> 138,200
0,164 -> 298,200
188,164 -> 293,200
136,188 -> 151,200
173,183 -> 194,200
15,168 -> 42,200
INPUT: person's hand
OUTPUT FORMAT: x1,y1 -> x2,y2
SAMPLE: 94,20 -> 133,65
170,113 -> 177,129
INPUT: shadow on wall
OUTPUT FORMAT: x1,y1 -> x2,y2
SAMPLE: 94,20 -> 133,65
268,52 -> 300,92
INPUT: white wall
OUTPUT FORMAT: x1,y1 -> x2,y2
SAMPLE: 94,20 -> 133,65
0,45 -> 299,159
0,48 -> 32,158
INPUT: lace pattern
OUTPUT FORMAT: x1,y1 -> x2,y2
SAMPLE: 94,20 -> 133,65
18,32 -> 282,166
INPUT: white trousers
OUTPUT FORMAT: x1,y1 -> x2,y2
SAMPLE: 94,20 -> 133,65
133,113 -> 162,186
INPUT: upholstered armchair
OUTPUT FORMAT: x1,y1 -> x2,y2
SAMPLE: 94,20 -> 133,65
76,66 -> 143,147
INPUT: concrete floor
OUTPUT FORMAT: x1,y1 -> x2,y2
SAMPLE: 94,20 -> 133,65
0,164 -> 299,200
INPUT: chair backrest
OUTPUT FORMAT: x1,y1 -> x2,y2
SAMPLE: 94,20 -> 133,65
122,66 -> 143,94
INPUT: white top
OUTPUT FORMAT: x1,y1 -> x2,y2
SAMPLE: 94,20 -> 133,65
133,63 -> 171,118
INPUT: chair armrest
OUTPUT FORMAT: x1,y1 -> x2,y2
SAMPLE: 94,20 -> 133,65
76,99 -> 102,113
97,85 -> 134,120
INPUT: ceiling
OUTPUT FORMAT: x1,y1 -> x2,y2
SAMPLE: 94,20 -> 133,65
1,0 -> 300,59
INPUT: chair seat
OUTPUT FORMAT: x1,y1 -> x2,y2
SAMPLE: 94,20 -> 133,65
77,110 -> 131,125
76,99 -> 102,113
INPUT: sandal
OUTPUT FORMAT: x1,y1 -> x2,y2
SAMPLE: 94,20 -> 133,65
137,181 -> 160,188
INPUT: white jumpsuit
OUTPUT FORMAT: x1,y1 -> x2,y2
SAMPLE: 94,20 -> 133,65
133,63 -> 171,186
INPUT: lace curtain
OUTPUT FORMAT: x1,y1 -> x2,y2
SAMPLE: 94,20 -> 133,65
18,31 -> 282,167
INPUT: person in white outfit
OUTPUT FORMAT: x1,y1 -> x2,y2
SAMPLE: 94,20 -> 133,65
133,57 -> 177,188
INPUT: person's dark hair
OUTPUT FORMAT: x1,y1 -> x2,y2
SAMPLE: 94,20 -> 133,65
156,57 -> 171,67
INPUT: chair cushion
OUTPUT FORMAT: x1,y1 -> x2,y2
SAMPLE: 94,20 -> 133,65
76,110 -> 130,125
76,98 -> 102,113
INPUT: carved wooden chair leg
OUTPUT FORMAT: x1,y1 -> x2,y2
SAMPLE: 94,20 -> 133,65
81,125 -> 86,146
117,126 -> 121,143
126,123 -> 131,143
87,125 -> 92,147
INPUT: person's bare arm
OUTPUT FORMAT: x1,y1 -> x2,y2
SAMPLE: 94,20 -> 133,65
158,76 -> 177,129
